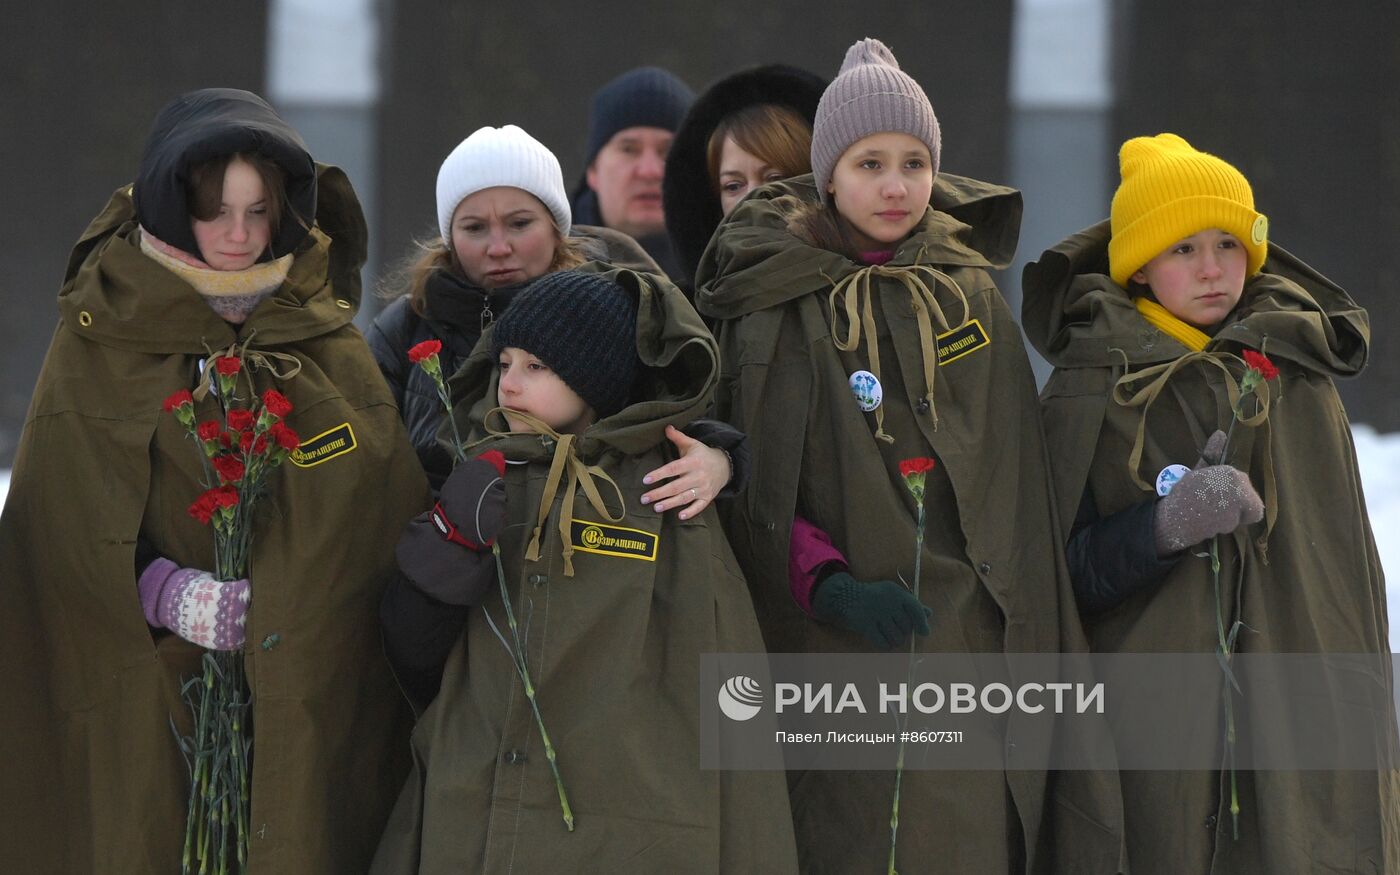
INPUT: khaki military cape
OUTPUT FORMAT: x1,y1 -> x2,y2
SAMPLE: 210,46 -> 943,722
1023,220 -> 1400,874
693,175 -> 1124,874
370,266 -> 799,874
0,167 -> 429,873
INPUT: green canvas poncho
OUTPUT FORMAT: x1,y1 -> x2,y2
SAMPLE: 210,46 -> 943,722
370,266 -> 799,874
1023,220 -> 1400,874
0,168 -> 429,872
694,175 -> 1124,874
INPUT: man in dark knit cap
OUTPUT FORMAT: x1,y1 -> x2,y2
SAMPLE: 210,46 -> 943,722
571,66 -> 694,278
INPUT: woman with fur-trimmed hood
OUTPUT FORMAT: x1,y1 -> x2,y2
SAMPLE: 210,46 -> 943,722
662,63 -> 825,295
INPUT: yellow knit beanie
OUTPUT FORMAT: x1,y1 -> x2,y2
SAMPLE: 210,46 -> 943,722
1108,133 -> 1268,287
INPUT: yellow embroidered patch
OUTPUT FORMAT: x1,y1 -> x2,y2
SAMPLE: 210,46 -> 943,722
289,422 -> 357,468
936,318 -> 991,365
569,519 -> 659,561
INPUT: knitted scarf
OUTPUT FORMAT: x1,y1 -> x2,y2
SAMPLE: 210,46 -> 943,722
139,227 -> 293,323
1134,296 -> 1210,352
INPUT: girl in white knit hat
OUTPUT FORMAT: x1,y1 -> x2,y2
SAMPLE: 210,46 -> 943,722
694,37 -> 1121,873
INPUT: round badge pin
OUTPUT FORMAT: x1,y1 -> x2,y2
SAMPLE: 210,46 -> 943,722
848,370 -> 883,412
1156,464 -> 1191,496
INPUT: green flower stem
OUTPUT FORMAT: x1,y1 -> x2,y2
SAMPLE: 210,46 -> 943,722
1212,530 -> 1241,841
889,502 -> 925,874
1210,377 -> 1263,843
487,545 -> 574,831
431,370 -> 468,464
888,742 -> 904,875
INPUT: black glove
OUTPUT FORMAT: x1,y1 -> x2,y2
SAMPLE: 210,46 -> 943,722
812,571 -> 932,650
396,450 -> 506,606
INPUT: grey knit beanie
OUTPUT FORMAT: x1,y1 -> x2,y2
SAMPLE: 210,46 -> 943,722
811,38 -> 941,204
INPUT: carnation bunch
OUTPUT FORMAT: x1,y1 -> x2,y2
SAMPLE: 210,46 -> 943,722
161,347 -> 302,874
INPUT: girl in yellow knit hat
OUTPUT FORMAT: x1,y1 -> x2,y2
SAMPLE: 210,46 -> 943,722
1023,133 -> 1398,874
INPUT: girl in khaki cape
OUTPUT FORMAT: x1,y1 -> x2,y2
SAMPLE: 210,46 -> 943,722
0,89 -> 429,872
695,38 -> 1124,875
1023,132 -> 1400,874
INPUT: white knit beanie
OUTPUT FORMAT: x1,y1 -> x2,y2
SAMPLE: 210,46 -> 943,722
435,125 -> 572,241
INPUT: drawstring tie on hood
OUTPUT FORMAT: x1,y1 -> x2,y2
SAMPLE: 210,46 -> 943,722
827,261 -> 970,440
1111,349 -> 1279,558
485,407 -> 625,577
193,331 -> 304,402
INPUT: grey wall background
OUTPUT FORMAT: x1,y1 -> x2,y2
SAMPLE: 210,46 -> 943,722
1,1 -> 1396,469
1,3 -> 268,467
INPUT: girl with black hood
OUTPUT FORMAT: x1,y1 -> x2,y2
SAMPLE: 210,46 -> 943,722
0,88 -> 429,873
662,63 -> 826,296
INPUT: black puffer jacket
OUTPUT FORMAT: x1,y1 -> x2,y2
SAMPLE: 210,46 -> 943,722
368,272 -> 505,479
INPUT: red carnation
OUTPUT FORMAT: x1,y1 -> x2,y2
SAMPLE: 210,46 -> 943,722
239,430 -> 255,454
261,389 -> 294,418
162,389 -> 194,413
408,339 -> 443,364
899,457 -> 936,478
270,422 -> 300,451
253,435 -> 269,456
226,409 -> 255,431
1241,350 -> 1279,381
213,356 -> 242,376
196,420 -> 223,442
212,454 -> 246,485
212,484 -> 240,509
187,492 -> 218,525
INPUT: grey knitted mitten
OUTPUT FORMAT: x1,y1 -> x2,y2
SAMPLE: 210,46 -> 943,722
1153,430 -> 1264,555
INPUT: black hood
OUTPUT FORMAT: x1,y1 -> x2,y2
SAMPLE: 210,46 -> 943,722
132,88 -> 317,261
662,64 -> 826,290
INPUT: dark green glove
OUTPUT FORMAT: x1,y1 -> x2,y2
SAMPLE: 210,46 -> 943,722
812,571 -> 932,650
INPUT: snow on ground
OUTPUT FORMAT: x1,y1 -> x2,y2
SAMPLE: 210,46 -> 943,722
1,426 -> 1398,642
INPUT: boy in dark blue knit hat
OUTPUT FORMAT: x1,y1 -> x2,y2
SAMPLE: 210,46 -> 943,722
490,269 -> 638,434
572,67 -> 694,278
373,264 -> 801,871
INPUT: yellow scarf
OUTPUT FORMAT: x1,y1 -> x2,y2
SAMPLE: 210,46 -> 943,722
1134,297 -> 1210,352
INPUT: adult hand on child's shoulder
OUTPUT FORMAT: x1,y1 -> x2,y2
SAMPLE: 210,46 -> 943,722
640,424 -> 729,521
